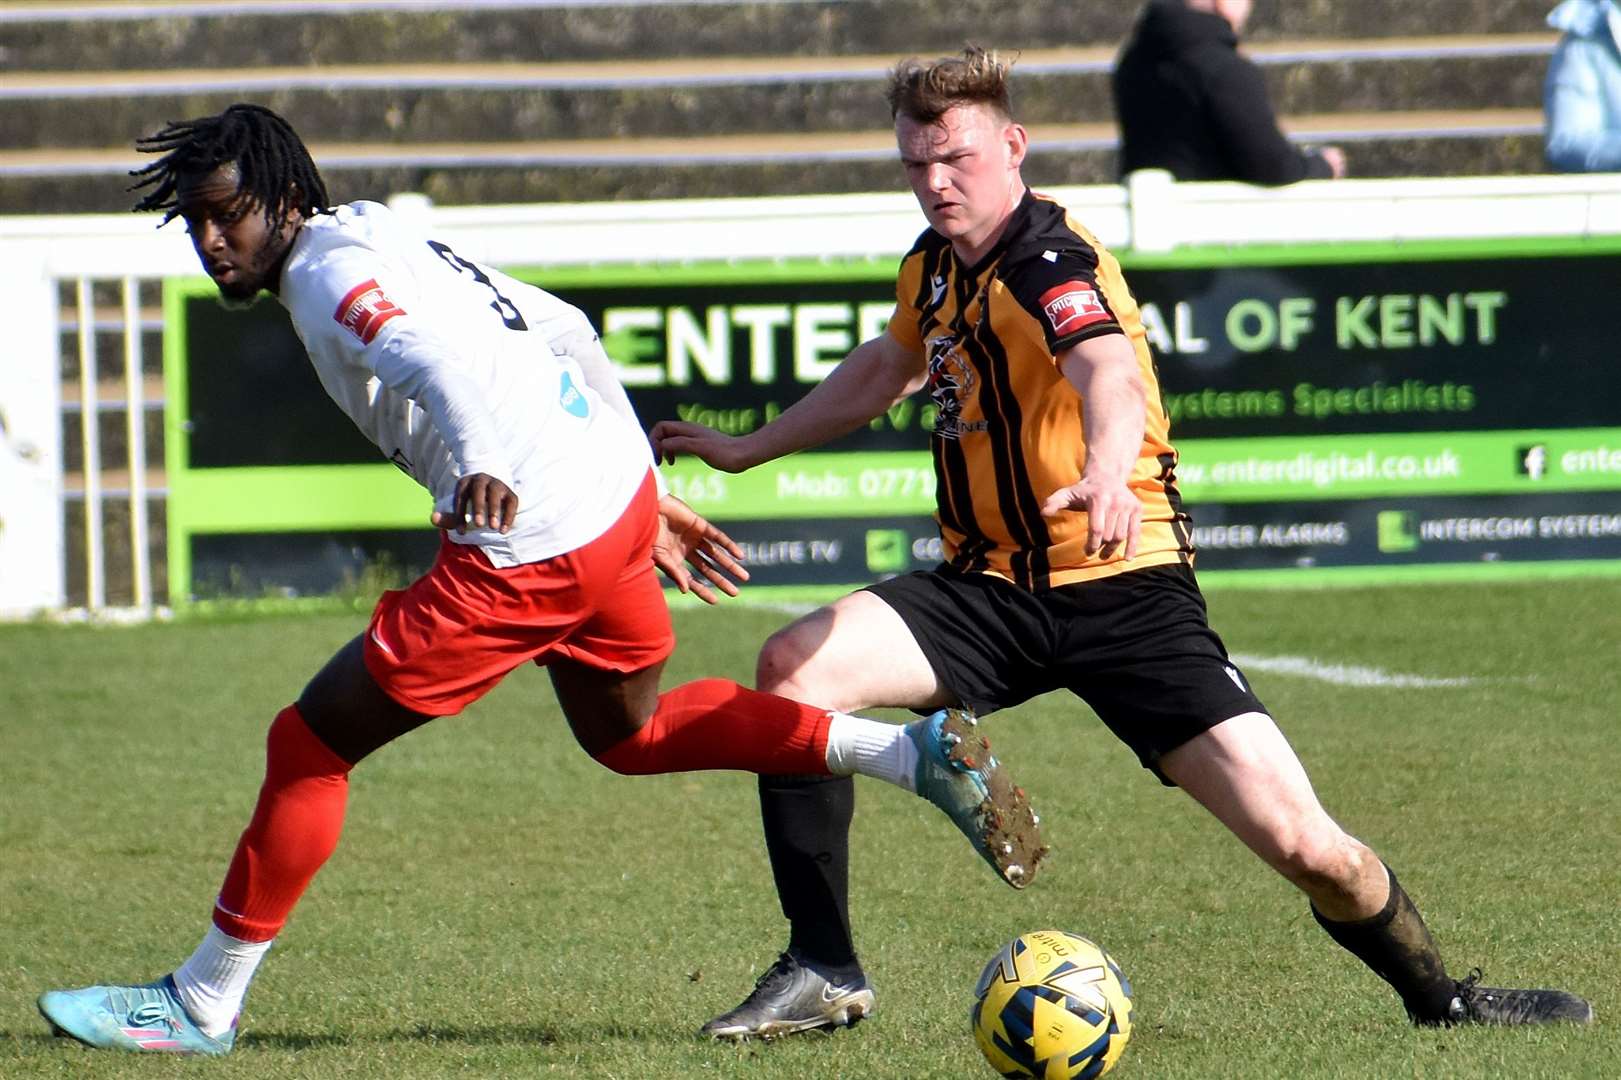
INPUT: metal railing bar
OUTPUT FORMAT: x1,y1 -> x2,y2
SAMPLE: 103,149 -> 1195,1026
124,276 -> 152,611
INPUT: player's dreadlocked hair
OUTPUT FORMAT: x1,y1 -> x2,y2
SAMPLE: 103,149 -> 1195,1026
130,104 -> 329,228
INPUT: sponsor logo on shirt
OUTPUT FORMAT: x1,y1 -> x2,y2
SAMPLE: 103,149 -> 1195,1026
558,371 -> 589,418
333,279 -> 406,344
1038,281 -> 1110,337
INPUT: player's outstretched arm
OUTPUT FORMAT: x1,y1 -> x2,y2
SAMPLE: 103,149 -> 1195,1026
650,332 -> 926,472
1042,333 -> 1147,560
653,494 -> 749,604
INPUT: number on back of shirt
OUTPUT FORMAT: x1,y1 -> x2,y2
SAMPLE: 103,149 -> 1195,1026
426,240 -> 528,331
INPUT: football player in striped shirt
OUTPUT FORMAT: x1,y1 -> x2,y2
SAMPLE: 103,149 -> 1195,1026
654,47 -> 1592,1039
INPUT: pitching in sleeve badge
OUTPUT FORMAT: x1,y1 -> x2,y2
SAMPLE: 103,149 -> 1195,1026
1037,281 -> 1111,337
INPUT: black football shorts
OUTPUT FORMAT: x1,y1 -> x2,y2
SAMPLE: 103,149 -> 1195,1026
863,562 -> 1268,784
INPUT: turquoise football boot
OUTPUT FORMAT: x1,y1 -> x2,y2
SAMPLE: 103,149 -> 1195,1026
906,708 -> 1047,888
38,975 -> 235,1055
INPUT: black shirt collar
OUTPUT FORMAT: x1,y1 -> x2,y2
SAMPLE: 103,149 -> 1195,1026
955,188 -> 1039,280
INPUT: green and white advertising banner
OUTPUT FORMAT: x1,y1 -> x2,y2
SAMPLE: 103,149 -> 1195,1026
165,237 -> 1621,602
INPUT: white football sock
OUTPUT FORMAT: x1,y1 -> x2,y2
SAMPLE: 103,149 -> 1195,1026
824,713 -> 919,792
172,924 -> 273,1037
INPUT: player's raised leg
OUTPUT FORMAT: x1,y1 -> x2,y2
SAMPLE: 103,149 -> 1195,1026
541,528 -> 1045,882
1160,710 -> 1592,1026
552,650 -> 1044,877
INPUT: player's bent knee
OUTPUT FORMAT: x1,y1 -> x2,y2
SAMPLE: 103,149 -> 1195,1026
583,706 -> 663,776
1272,830 -> 1365,894
585,677 -> 729,776
755,627 -> 827,698
590,739 -> 656,776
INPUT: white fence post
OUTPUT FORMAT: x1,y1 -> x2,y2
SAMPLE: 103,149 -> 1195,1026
0,253 -> 64,617
1125,168 -> 1178,253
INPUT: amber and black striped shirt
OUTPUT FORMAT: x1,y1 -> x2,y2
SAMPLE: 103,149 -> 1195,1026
886,190 -> 1193,590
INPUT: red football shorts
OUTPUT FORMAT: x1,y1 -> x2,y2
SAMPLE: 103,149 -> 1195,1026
362,471 -> 674,715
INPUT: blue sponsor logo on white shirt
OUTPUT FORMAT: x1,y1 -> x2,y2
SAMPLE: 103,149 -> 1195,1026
559,372 -> 589,418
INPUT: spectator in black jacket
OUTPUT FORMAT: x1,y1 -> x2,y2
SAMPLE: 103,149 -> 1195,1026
1113,0 -> 1346,184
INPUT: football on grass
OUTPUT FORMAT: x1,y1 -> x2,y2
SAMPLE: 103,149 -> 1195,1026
970,929 -> 1134,1079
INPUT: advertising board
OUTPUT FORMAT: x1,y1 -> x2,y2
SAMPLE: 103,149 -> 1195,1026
165,237 -> 1621,601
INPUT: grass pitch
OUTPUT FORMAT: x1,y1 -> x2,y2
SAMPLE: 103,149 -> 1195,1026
2,578 -> 1618,1079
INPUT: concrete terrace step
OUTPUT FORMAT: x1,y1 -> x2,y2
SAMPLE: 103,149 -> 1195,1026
0,109 -> 1550,214
0,33 -> 1562,94
5,1 -> 1141,71
0,37 -> 1557,149
0,0 -> 1557,71
1,109 -> 1549,171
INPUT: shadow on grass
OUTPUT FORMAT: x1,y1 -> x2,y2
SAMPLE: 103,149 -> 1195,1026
12,1024 -> 571,1056
8,1030 -> 77,1051
238,1031 -> 354,1051
401,1022 -> 562,1046
243,1022 -> 565,1049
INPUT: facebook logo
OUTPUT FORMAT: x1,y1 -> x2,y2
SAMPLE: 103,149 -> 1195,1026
1517,444 -> 1549,481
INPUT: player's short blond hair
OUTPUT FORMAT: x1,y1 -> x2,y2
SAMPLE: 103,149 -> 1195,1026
886,46 -> 1014,124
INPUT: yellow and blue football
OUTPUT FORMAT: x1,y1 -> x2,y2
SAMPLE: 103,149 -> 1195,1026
971,930 -> 1134,1079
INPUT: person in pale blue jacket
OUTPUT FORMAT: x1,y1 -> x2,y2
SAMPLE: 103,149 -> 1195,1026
1545,0 -> 1621,170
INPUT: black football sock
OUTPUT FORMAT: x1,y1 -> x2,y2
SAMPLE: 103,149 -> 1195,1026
1312,864 -> 1459,1023
758,773 -> 859,976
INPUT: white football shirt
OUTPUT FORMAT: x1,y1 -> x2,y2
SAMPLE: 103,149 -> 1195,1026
276,201 -> 653,566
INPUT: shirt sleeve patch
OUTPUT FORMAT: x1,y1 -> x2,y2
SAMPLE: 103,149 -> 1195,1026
333,279 -> 406,345
1038,281 -> 1111,337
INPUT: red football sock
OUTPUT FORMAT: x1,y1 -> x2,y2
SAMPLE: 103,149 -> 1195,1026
593,678 -> 832,776
212,705 -> 352,943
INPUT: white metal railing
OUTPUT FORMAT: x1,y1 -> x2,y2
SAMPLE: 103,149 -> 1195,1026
50,276 -> 160,618
123,276 -> 152,610
4,171 -> 1621,619
74,277 -> 104,611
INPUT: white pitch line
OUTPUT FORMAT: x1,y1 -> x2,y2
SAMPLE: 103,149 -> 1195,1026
1230,653 -> 1473,688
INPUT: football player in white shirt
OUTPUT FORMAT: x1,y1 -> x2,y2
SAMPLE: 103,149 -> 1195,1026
35,104 -> 1045,1056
